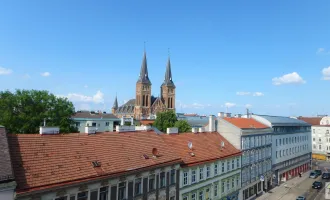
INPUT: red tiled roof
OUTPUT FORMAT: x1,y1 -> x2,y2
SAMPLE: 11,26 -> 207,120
298,117 -> 322,126
160,132 -> 241,167
7,132 -> 181,194
140,120 -> 155,125
223,118 -> 269,129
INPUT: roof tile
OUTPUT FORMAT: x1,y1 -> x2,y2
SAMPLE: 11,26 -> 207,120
223,118 -> 269,129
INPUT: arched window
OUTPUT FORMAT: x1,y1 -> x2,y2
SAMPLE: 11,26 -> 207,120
168,98 -> 170,108
142,95 -> 145,106
146,95 -> 148,107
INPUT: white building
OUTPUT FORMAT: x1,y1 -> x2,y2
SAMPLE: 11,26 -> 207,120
299,116 -> 330,160
250,115 -> 312,186
217,114 -> 273,200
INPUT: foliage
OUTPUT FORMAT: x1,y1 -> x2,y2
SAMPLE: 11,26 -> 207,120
0,89 -> 78,134
174,120 -> 191,133
153,110 -> 177,132
153,110 -> 191,133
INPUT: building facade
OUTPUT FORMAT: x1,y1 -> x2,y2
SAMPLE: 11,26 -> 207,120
217,115 -> 272,200
299,116 -> 330,161
7,130 -> 182,200
72,111 -> 121,133
251,115 -> 312,186
161,131 -> 242,200
112,52 -> 176,120
0,126 -> 16,200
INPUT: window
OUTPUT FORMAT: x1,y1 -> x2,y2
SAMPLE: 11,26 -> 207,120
191,193 -> 196,200
237,158 -> 240,168
232,160 -> 235,169
227,161 -> 230,171
319,145 -> 322,150
276,151 -> 278,158
236,176 -> 239,186
226,179 -> 230,191
170,169 -> 176,184
276,139 -> 278,146
214,164 -> 218,175
75,122 -> 80,127
90,190 -> 98,200
105,122 -> 109,126
206,166 -> 210,178
160,172 -> 166,188
77,191 -> 88,200
214,184 -> 218,197
70,196 -> 75,200
199,191 -> 204,200
118,182 -> 126,200
92,122 -> 96,127
221,182 -> 225,193
313,129 -> 315,133
99,187 -> 109,200
199,168 -> 204,180
170,197 -> 175,200
149,175 -> 155,191
183,196 -> 188,200
279,139 -> 282,145
55,197 -> 67,200
191,170 -> 196,183
313,144 -> 316,149
232,178 -> 234,188
319,138 -> 322,142
327,130 -> 330,134
135,178 -> 142,195
222,162 -> 225,173
183,171 -> 188,186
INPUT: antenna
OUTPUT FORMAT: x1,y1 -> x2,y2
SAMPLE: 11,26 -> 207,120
144,41 -> 147,52
168,48 -> 170,57
188,141 -> 193,150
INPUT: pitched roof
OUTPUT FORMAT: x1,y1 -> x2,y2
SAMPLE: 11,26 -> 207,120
162,57 -> 175,88
223,117 -> 269,129
7,132 -> 181,194
137,51 -> 151,84
0,127 -> 14,183
160,132 -> 241,167
72,112 -> 118,119
298,117 -> 322,126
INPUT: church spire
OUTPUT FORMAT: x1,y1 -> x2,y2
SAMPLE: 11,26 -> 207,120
112,95 -> 118,109
162,56 -> 175,87
137,51 -> 151,84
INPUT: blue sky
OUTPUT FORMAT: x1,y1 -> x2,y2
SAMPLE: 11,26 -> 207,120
1,0 -> 330,116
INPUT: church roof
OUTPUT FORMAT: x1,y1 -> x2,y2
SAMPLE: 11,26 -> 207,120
137,51 -> 151,85
162,57 -> 175,87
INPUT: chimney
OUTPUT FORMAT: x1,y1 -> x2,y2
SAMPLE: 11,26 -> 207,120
40,126 -> 60,135
225,113 -> 231,118
218,112 -> 225,118
209,115 -> 216,132
167,127 -> 178,134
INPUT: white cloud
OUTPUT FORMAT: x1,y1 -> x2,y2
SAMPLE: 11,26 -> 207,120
0,67 -> 13,75
176,100 -> 211,109
225,102 -> 236,108
58,90 -> 104,104
41,72 -> 51,77
322,66 -> 330,80
245,104 -> 252,108
236,92 -> 251,96
253,92 -> 264,96
84,85 -> 88,88
272,72 -> 306,85
317,48 -> 325,53
23,74 -> 31,79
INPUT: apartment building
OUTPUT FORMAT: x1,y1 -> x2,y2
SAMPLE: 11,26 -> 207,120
0,126 -> 16,200
161,130 -> 242,200
217,115 -> 272,200
6,128 -> 182,200
72,111 -> 121,133
299,116 -> 330,160
251,115 -> 311,186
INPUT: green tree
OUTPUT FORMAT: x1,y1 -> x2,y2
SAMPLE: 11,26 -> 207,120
153,110 -> 177,132
0,89 -> 78,134
174,120 -> 191,133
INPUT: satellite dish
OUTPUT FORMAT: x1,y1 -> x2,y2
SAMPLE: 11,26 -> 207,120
152,148 -> 159,156
188,142 -> 193,150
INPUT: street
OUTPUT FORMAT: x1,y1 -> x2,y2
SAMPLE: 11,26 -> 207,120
257,160 -> 330,200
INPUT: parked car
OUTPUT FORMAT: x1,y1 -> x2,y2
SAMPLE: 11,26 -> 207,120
315,169 -> 322,176
296,196 -> 306,200
310,172 -> 318,179
322,172 -> 330,179
312,181 -> 323,189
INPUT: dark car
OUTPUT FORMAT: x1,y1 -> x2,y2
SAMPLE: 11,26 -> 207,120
296,196 -> 306,200
315,169 -> 322,176
312,181 -> 323,189
322,172 -> 330,179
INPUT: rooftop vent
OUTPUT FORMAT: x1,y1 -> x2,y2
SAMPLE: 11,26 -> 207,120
220,141 -> 225,150
39,127 -> 60,135
92,161 -> 101,167
188,141 -> 193,150
190,152 -> 195,157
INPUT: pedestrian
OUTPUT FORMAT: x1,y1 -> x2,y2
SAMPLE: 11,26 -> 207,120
299,172 -> 302,177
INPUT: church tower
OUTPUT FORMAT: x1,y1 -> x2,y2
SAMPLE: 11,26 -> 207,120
111,95 -> 118,114
161,57 -> 175,110
135,51 -> 152,119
